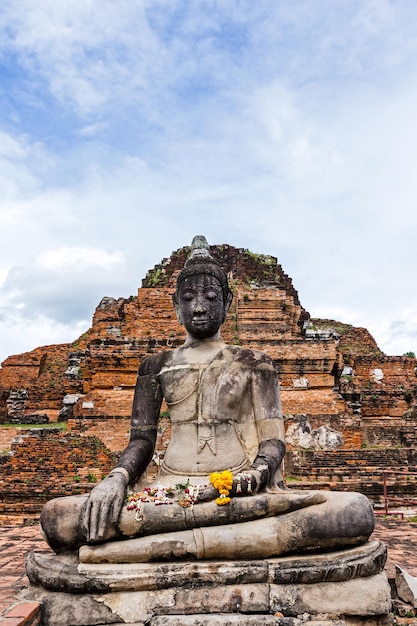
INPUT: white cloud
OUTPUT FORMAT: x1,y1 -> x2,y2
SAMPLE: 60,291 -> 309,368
0,269 -> 8,289
0,132 -> 44,204
0,312 -> 89,366
0,247 -> 130,361
0,0 -> 417,363
35,247 -> 125,272
0,0 -> 159,115
368,311 -> 417,357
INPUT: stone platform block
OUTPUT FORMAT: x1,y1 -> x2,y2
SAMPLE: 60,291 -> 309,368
270,573 -> 391,616
91,618 -> 393,626
27,574 -> 391,625
25,541 -> 392,626
29,584 -> 269,625
27,540 -> 387,594
149,616 -> 343,625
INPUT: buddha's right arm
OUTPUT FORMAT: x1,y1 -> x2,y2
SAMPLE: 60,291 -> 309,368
112,368 -> 163,483
83,358 -> 163,541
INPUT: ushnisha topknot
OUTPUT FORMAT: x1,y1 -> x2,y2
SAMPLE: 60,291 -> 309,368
174,235 -> 232,303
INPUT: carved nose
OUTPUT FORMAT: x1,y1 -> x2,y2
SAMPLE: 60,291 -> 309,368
194,303 -> 206,314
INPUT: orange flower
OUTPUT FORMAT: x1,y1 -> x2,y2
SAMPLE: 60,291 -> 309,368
210,470 -> 233,506
216,496 -> 231,505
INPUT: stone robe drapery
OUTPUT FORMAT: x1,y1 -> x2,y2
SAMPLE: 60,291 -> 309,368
135,345 -> 285,490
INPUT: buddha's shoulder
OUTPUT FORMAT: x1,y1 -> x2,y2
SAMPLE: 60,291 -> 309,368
139,350 -> 173,376
224,345 -> 275,369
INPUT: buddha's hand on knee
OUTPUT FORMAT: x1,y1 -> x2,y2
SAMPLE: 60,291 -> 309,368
231,470 -> 261,497
82,472 -> 127,542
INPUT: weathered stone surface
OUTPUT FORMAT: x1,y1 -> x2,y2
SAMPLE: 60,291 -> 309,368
26,541 -> 386,594
150,617 -> 317,625
270,573 -> 391,616
74,490 -> 373,566
63,394 -> 82,405
285,417 -> 343,451
27,574 -> 391,626
33,589 -> 121,626
31,584 -> 270,625
344,618 -> 393,626
27,552 -> 111,594
6,389 -> 28,420
395,565 -> 417,607
267,540 -> 386,584
149,618 -> 392,626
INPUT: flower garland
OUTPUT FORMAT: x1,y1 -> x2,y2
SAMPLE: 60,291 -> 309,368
126,470 -> 235,520
210,469 -> 233,505
126,480 -> 201,521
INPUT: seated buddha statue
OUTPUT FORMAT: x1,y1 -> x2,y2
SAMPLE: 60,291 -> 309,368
40,236 -> 374,563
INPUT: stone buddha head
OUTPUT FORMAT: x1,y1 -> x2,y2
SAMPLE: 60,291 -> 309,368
173,236 -> 233,339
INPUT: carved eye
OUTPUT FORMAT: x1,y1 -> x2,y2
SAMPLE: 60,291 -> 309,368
205,290 -> 218,300
182,291 -> 194,301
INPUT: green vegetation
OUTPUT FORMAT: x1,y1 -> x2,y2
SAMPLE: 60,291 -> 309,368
147,267 -> 167,287
0,422 -> 68,430
311,318 -> 383,358
72,331 -> 89,349
403,351 -> 416,358
233,335 -> 242,346
44,356 -> 66,374
244,249 -> 274,265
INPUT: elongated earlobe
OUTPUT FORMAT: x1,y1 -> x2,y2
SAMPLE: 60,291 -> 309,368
223,291 -> 233,322
172,294 -> 183,325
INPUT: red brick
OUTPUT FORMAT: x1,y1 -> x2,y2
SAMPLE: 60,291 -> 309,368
6,603 -> 40,620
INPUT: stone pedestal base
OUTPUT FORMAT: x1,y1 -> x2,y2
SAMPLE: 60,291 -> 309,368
25,540 -> 392,626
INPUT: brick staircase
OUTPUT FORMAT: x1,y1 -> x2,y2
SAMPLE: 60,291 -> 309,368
285,448 -> 417,504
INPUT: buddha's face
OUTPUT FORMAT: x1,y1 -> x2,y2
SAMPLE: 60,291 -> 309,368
177,273 -> 228,339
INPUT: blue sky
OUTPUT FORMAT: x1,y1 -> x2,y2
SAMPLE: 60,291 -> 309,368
1,0 -> 417,364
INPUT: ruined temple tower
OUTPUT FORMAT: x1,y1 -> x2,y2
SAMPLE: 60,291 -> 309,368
1,241 -> 416,516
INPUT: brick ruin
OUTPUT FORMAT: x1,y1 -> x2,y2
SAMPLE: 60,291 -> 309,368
0,242 -> 416,523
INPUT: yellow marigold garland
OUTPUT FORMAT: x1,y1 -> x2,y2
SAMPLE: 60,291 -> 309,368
210,469 -> 233,505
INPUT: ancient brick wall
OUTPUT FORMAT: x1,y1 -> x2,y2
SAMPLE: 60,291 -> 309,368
0,429 -> 116,522
284,447 -> 417,503
67,417 -> 131,452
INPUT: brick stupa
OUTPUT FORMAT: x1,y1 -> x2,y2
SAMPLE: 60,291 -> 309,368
0,241 -> 416,522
